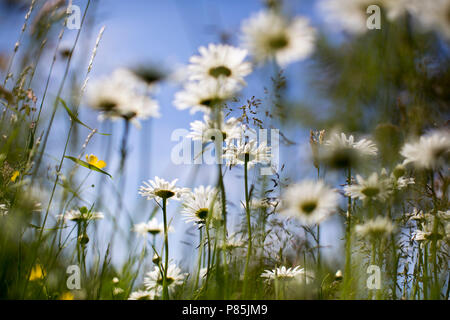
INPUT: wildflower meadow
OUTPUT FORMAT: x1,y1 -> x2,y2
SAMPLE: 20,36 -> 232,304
0,0 -> 448,303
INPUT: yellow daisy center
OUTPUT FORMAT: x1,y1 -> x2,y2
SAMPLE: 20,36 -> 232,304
268,34 -> 289,50
155,189 -> 175,199
361,186 -> 380,197
209,65 -> 232,78
300,200 -> 318,214
195,208 -> 209,221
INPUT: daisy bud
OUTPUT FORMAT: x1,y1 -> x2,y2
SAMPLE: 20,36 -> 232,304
152,253 -> 161,265
335,270 -> 343,281
78,233 -> 89,245
393,165 -> 406,179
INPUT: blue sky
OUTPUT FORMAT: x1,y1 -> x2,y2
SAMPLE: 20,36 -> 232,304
0,0 -> 344,270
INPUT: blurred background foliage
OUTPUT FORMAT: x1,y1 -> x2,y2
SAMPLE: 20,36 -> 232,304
290,12 -> 449,166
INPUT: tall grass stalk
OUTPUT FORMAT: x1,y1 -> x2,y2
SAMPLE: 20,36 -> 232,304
243,153 -> 252,297
161,197 -> 170,299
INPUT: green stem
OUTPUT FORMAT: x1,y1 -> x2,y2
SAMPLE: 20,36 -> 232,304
2,0 -> 35,86
218,163 -> 229,289
414,245 -> 423,299
32,0 -> 91,177
317,224 -> 321,271
205,220 -> 211,291
213,105 -> 228,298
119,119 -> 130,173
387,204 -> 398,300
445,273 -> 450,300
429,172 -> 440,299
128,241 -> 147,297
343,167 -> 352,299
194,229 -> 203,291
423,244 -> 428,299
369,240 -> 377,300
316,167 -> 321,272
162,198 -> 169,300
243,153 -> 252,297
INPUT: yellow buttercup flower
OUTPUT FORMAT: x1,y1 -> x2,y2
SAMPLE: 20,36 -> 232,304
59,292 -> 74,300
85,154 -> 106,169
11,170 -> 20,182
29,264 -> 46,281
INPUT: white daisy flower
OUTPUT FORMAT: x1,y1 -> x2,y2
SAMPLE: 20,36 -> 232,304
323,132 -> 377,169
131,66 -> 166,86
188,43 -> 252,88
223,139 -> 271,169
133,220 -> 162,237
187,113 -> 242,143
384,0 -> 418,20
438,210 -> 450,221
261,266 -> 315,284
128,290 -> 155,300
242,198 -> 279,211
408,208 -> 425,221
58,208 -> 104,223
143,263 -> 187,295
411,229 -> 430,242
321,0 -> 447,37
222,234 -> 245,251
392,176 -> 415,190
355,216 -> 395,238
412,211 -> 448,243
261,266 -> 302,280
325,132 -> 378,155
199,267 -> 208,281
241,10 -> 316,67
335,270 -> 343,280
381,166 -> 415,191
344,173 -> 392,202
412,226 -> 443,244
404,0 -> 450,39
133,217 -> 174,237
173,78 -> 237,114
139,177 -> 188,202
400,129 -> 450,169
181,185 -> 222,226
318,0 -> 382,35
113,287 -> 124,296
279,180 -> 339,225
353,139 -> 379,156
86,68 -> 160,128
0,204 -> 8,216
324,132 -> 355,149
